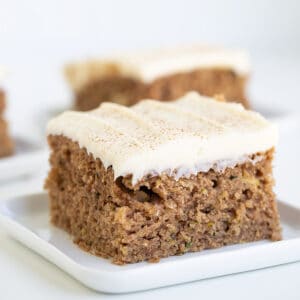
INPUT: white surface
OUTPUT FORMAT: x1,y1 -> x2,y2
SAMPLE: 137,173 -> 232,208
0,192 -> 298,294
0,137 -> 48,182
65,46 -> 250,90
48,93 -> 277,183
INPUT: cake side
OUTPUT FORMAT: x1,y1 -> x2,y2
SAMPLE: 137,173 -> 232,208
65,46 -> 250,111
0,90 -> 14,158
0,89 -> 5,113
74,68 -> 248,111
146,68 -> 248,107
74,76 -> 144,111
45,93 -> 280,264
45,135 -> 281,264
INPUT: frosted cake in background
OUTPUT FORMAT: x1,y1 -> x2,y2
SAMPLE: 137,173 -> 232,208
65,46 -> 250,111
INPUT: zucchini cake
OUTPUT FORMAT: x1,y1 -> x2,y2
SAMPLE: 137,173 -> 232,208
0,87 -> 14,158
65,46 -> 250,111
45,92 -> 281,264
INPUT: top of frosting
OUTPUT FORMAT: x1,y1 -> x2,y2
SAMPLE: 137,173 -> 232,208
47,92 -> 277,183
65,45 -> 251,91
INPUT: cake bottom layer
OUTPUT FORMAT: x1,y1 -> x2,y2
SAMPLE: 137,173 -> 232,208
75,68 -> 248,111
45,135 -> 281,264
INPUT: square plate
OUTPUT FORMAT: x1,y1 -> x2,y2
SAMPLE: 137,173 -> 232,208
0,193 -> 300,294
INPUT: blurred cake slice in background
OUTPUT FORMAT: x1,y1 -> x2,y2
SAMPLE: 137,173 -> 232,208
0,68 -> 14,158
65,45 -> 250,111
0,94 -> 14,158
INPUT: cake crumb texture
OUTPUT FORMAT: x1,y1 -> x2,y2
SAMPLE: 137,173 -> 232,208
45,135 -> 281,264
74,68 -> 248,111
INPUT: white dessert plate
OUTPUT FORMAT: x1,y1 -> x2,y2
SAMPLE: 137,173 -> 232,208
0,137 -> 48,182
1,193 -> 300,294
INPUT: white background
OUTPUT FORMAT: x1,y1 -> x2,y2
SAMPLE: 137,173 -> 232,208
1,0 -> 300,132
0,0 -> 300,299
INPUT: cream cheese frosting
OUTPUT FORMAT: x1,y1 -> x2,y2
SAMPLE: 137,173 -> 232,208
65,46 -> 250,91
47,92 -> 277,183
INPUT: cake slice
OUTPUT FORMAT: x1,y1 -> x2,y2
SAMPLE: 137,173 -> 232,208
45,92 -> 281,264
0,89 -> 14,158
65,46 -> 250,111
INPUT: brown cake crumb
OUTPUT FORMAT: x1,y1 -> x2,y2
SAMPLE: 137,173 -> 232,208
0,90 -> 14,158
45,135 -> 281,265
72,68 -> 248,111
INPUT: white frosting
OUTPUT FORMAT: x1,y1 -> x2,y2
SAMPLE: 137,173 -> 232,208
65,46 -> 250,91
47,92 -> 277,183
